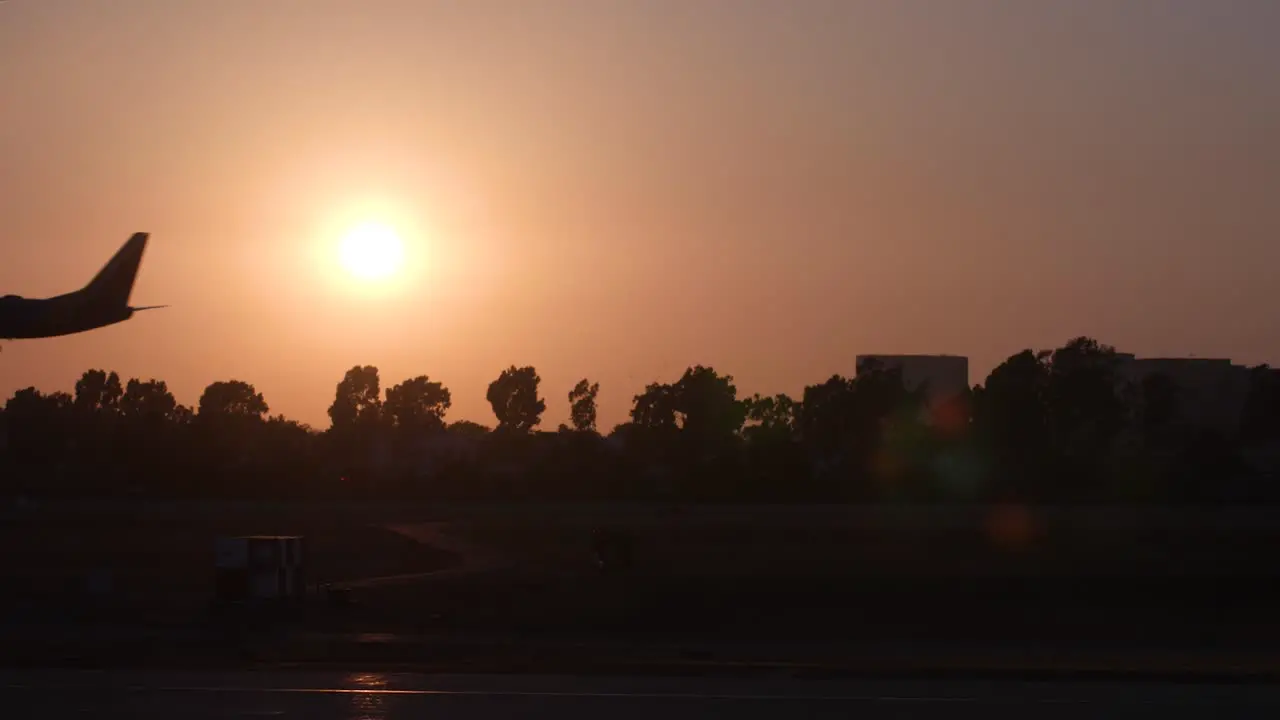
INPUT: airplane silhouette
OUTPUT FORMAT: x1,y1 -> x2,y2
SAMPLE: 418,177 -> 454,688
0,232 -> 166,350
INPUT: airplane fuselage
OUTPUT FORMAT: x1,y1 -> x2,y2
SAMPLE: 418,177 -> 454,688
0,293 -> 134,340
0,232 -> 160,344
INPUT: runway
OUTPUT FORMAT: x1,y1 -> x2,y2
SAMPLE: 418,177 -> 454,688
4,670 -> 1280,718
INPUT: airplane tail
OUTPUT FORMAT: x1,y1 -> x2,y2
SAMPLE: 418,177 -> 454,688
82,232 -> 149,308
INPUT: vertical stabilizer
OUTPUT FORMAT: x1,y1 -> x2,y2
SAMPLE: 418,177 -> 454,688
82,232 -> 149,307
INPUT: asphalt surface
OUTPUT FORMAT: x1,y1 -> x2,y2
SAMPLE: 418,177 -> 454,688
4,670 -> 1280,718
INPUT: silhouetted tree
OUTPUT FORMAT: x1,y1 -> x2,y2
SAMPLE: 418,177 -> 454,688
671,365 -> 747,442
971,338 -> 1133,500
324,365 -> 386,488
119,379 -> 179,424
630,382 -> 678,430
68,370 -> 124,470
1046,337 -> 1127,464
1241,365 -> 1280,445
971,349 -> 1052,497
171,404 -> 195,426
487,365 -> 545,432
5,334 -> 1276,505
793,364 -> 930,499
743,393 -> 797,439
1138,372 -> 1180,439
256,415 -> 319,493
101,378 -> 186,493
384,376 -> 451,432
328,365 -> 383,429
621,366 -> 748,499
1173,428 -> 1248,503
4,387 -> 73,464
198,380 -> 269,420
568,379 -> 600,433
448,420 -> 491,437
266,414 -> 314,441
795,375 -> 858,452
191,381 -> 271,488
5,387 -> 71,416
74,369 -> 123,414
740,392 -> 805,500
795,365 -> 920,453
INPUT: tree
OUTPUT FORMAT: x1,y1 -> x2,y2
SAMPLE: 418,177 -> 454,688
738,392 -> 806,499
3,387 -> 73,462
1241,365 -> 1280,445
4,387 -> 72,420
791,364 -> 931,500
671,366 -> 747,441
972,349 -> 1052,463
12,333 -> 1271,505
328,365 -> 383,429
487,365 -> 545,432
384,376 -> 451,432
119,379 -> 179,423
1139,372 -> 1180,437
266,414 -> 314,438
1045,337 -> 1127,461
198,380 -> 269,420
795,375 -> 858,451
171,404 -> 195,426
74,369 -> 123,414
971,338 -> 1130,501
628,367 -> 747,441
192,381 -> 270,483
630,382 -> 678,429
261,415 -> 316,461
448,420 -> 491,437
744,393 -> 797,439
71,370 -> 125,467
568,379 -> 600,433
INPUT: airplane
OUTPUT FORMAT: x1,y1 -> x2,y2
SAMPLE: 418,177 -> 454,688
0,232 -> 166,350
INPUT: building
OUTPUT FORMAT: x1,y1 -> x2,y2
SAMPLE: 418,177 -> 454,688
855,354 -> 969,401
1115,356 -> 1252,437
855,354 -> 970,427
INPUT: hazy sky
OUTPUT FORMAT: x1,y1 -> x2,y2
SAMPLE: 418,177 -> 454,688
2,0 -> 1278,429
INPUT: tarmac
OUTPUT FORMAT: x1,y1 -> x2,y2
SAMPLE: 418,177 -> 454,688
5,669 -> 1280,719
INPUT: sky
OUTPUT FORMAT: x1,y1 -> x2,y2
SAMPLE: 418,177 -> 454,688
2,0 -> 1278,430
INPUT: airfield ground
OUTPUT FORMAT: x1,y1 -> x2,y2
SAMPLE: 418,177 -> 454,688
3,502 -> 1280,670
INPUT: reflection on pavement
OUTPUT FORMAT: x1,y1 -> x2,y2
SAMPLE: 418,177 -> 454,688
346,673 -> 389,720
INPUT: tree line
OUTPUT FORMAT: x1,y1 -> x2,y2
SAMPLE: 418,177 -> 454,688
2,336 -> 1279,504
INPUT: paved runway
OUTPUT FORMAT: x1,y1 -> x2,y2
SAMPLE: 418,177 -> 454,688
4,670 -> 1280,718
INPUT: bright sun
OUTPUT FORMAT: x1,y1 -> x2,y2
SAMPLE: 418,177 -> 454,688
339,221 -> 405,281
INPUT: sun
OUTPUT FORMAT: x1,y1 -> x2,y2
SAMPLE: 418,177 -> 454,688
338,221 -> 405,281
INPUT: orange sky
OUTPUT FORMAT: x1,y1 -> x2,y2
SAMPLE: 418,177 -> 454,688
2,0 -> 1278,430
